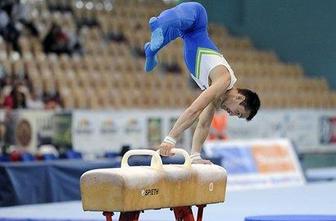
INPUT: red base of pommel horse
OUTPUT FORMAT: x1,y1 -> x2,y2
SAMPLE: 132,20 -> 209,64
80,149 -> 227,221
102,204 -> 206,221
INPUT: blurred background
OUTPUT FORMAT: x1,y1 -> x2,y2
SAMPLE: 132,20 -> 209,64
0,0 -> 336,220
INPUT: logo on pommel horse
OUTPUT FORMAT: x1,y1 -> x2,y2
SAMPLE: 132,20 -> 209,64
141,188 -> 159,196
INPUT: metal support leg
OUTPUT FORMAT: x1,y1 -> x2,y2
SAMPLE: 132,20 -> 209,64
173,206 -> 195,221
196,205 -> 206,221
119,211 -> 141,221
103,212 -> 114,221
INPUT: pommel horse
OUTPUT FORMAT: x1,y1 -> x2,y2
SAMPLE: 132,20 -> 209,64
80,148 -> 227,221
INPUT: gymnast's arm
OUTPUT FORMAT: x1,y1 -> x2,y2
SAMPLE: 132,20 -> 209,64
191,102 -> 216,154
159,66 -> 230,156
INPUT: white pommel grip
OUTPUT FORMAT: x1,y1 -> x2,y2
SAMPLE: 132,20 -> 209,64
157,148 -> 192,169
121,149 -> 163,170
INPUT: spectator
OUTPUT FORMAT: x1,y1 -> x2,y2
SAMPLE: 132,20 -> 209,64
1,76 -> 13,109
14,83 -> 28,108
0,9 -> 9,30
43,23 -> 82,55
41,85 -> 61,110
0,74 -> 12,92
36,144 -> 59,160
11,0 -> 39,37
1,70 -> 34,109
161,61 -> 182,73
43,23 -> 71,55
208,111 -> 228,140
0,121 -> 5,153
161,55 -> 182,74
44,98 -> 61,110
0,20 -> 21,53
106,24 -> 127,43
0,65 -> 6,80
48,0 -> 72,13
0,0 -> 25,53
0,0 -> 15,16
26,89 -> 44,109
3,83 -> 27,109
0,73 -> 12,108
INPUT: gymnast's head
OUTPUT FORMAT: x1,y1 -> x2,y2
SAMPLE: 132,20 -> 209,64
218,88 -> 260,121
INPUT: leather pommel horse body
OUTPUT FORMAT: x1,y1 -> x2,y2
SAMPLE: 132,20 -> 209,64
80,149 -> 227,221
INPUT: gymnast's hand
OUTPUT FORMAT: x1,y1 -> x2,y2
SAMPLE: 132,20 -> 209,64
159,142 -> 175,156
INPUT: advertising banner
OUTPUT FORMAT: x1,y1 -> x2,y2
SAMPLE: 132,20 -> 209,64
3,109 -> 336,155
14,110 -> 54,153
53,112 -> 72,149
72,111 -> 145,155
226,110 -> 336,153
204,139 -> 305,191
72,110 -> 192,155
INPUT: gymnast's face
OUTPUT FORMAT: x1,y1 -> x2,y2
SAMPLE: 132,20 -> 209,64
219,89 -> 250,119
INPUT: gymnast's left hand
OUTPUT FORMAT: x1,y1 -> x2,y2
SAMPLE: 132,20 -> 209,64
159,142 -> 175,156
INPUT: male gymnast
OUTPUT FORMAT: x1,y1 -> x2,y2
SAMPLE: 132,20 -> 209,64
144,2 -> 260,163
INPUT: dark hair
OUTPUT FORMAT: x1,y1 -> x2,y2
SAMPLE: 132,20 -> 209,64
237,88 -> 260,121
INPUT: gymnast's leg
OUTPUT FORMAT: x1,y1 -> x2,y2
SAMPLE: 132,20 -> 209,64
144,2 -> 207,72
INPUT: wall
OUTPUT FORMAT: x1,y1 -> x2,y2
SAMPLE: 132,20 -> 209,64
194,0 -> 336,88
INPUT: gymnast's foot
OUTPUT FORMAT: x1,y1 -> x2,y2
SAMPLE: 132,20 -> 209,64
191,158 -> 213,165
144,42 -> 158,72
149,17 -> 164,51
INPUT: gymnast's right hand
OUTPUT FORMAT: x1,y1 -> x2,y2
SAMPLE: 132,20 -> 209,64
159,142 -> 175,156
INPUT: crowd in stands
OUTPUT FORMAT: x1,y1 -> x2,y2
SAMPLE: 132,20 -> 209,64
0,0 -> 39,53
0,64 -> 62,110
0,0 -> 183,110
0,0 -> 334,111
0,137 -> 131,162
43,22 -> 83,55
0,0 -> 85,110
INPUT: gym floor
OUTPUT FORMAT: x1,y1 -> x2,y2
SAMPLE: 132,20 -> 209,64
0,182 -> 335,221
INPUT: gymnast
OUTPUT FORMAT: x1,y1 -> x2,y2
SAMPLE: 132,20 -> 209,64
144,2 -> 260,163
